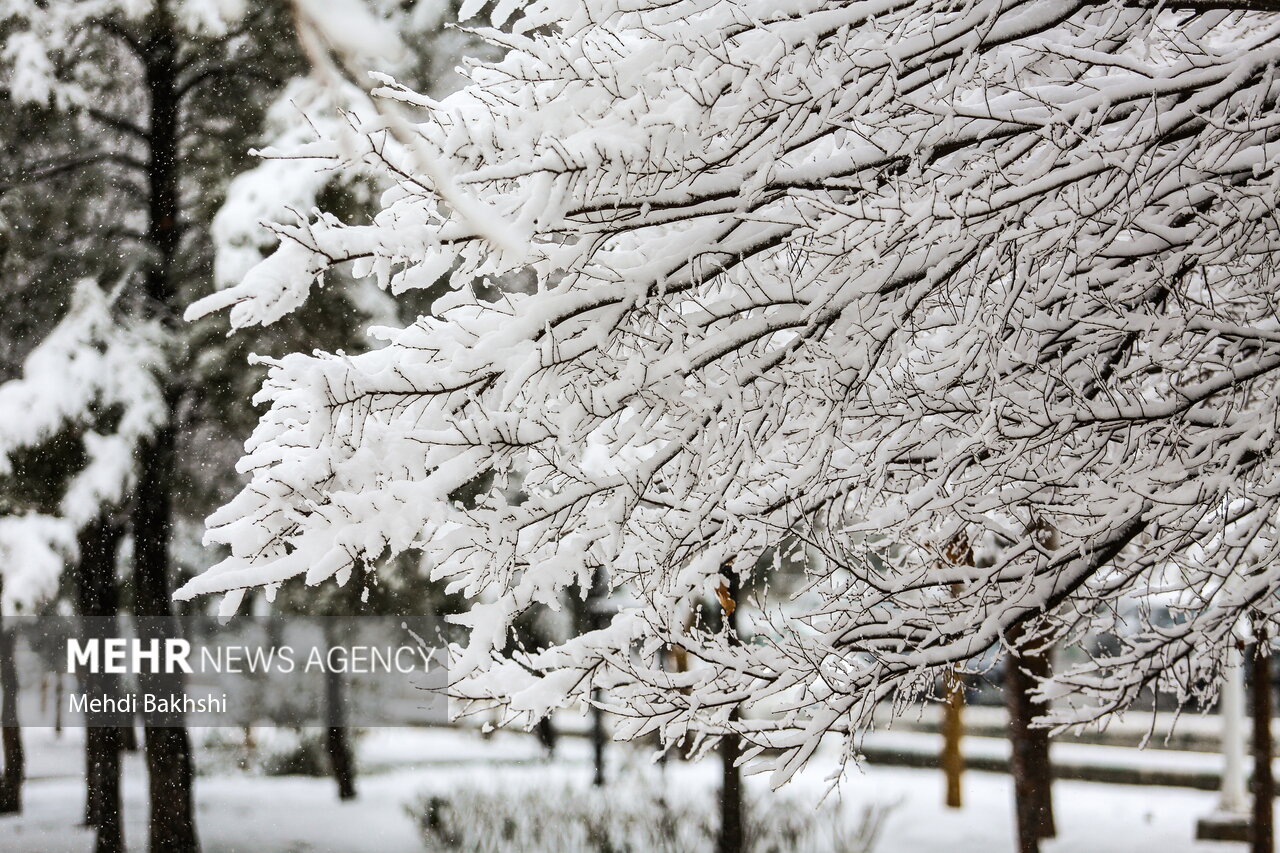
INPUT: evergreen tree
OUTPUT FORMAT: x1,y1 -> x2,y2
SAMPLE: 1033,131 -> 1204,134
2,2 -> 489,846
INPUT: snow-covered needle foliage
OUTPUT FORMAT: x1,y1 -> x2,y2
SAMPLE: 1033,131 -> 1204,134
0,281 -> 164,612
186,0 -> 1280,780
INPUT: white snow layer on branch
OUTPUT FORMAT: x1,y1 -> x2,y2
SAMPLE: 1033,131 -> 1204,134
2,0 -> 254,106
201,1 -> 492,323
0,514 -> 77,617
184,0 -> 1280,783
0,281 -> 164,611
210,76 -> 381,296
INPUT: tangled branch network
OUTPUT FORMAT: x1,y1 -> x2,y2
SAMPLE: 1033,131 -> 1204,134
182,0 -> 1280,782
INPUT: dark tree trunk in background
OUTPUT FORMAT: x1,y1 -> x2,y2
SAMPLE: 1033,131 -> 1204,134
718,717 -> 744,853
535,716 -> 558,757
585,571 -> 608,786
1006,620 -> 1055,853
122,725 -> 138,752
1252,630 -> 1273,853
134,423 -> 198,853
324,691 -> 357,800
942,666 -> 965,809
0,584 -> 24,816
590,688 -> 606,786
76,516 -> 126,853
133,5 -> 198,850
716,564 -> 744,853
84,728 -> 124,853
54,673 -> 63,736
322,621 -> 357,801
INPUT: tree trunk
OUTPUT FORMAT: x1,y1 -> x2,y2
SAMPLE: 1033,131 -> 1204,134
586,571 -> 608,786
324,714 -> 357,800
940,542 -> 972,810
133,425 -> 198,853
586,688 -> 605,785
535,716 -> 558,757
0,591 -> 24,815
134,5 -> 198,849
942,666 -> 965,809
76,516 -> 126,853
322,621 -> 356,801
716,564 -> 744,853
718,720 -> 743,853
87,728 -> 124,853
139,725 -> 196,853
1252,630 -> 1273,853
1006,620 -> 1055,853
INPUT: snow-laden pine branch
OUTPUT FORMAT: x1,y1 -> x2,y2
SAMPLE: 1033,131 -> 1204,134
0,281 -> 165,614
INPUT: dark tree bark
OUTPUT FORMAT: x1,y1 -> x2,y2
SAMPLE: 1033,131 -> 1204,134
324,698 -> 357,800
718,717 -> 744,853
133,424 -> 198,853
54,672 -> 63,736
122,725 -> 138,752
1252,630 -> 1273,853
535,716 -> 558,757
84,728 -> 124,853
588,687 -> 606,786
131,5 -> 198,850
0,585 -> 24,816
1006,620 -> 1056,853
716,564 -> 744,853
76,515 -> 126,853
584,571 -> 608,786
322,621 -> 357,801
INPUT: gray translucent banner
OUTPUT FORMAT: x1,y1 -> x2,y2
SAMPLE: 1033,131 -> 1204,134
11,615 -> 448,727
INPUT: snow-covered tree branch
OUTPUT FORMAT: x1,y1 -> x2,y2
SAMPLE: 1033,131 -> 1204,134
0,280 -> 164,615
184,0 -> 1280,782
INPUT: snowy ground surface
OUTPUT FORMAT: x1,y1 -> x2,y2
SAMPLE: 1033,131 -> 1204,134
0,725 -> 1248,852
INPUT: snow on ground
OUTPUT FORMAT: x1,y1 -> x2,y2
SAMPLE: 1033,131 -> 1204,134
0,726 -> 1248,852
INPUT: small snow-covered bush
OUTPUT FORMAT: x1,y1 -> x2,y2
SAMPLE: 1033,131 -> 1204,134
258,728 -> 334,778
198,727 -> 362,778
411,778 -> 891,853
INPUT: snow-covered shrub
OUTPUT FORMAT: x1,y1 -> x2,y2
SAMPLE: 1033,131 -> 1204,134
258,729 -> 333,778
410,779 -> 891,853
199,727 -> 362,778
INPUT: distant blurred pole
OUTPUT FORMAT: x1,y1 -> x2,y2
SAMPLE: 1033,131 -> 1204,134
1252,626 -> 1273,853
1221,642 -> 1249,815
942,665 -> 965,809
